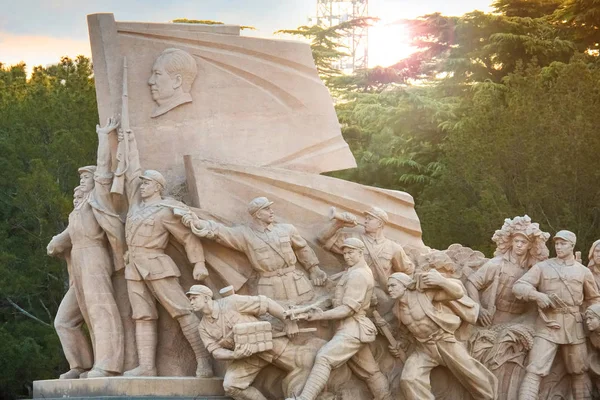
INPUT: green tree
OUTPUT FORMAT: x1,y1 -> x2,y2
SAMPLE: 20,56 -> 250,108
0,57 -> 98,399
419,58 -> 600,254
275,17 -> 377,85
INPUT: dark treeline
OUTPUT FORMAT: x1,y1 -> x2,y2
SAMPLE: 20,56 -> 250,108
1,0 -> 600,397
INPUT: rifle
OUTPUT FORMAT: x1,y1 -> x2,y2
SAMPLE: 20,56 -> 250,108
283,297 -> 332,321
111,57 -> 130,194
283,304 -> 321,321
159,203 -> 190,217
372,310 -> 407,362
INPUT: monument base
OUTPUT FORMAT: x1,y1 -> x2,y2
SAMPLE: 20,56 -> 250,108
33,377 -> 229,399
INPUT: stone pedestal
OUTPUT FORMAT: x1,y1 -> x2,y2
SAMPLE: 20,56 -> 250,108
33,377 -> 229,399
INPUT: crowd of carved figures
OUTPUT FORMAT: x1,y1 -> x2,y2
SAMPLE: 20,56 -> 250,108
47,117 -> 600,400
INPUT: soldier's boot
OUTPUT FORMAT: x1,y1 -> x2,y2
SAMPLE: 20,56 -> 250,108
365,371 -> 393,400
518,372 -> 542,400
571,373 -> 593,400
225,387 -> 269,400
123,320 -> 157,377
87,368 -> 119,378
291,360 -> 331,400
59,368 -> 87,379
178,313 -> 214,378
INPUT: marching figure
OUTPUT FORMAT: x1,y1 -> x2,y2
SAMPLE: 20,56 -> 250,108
466,215 -> 550,326
188,285 -> 318,400
48,118 -> 126,378
117,128 -> 212,377
285,238 -> 392,400
513,230 -> 599,400
182,197 -> 327,304
387,272 -> 497,400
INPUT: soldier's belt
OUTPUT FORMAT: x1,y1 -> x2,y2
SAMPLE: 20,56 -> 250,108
260,265 -> 296,278
549,305 -> 580,314
72,240 -> 107,250
495,298 -> 526,313
128,246 -> 164,255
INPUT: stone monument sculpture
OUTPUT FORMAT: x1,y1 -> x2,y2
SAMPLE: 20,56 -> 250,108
387,272 -> 498,400
513,230 -> 599,400
188,284 -> 322,400
182,196 -> 327,304
43,11 -> 599,400
466,215 -> 550,326
116,128 -> 212,377
285,238 -> 393,400
47,118 -> 126,379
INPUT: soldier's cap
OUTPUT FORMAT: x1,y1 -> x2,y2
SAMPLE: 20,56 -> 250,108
588,239 -> 600,263
219,286 -> 235,297
340,237 -> 365,251
553,230 -> 576,246
186,285 -> 213,298
77,165 -> 97,175
388,272 -> 412,287
140,169 -> 166,189
248,196 -> 273,216
586,303 -> 600,319
364,207 -> 389,224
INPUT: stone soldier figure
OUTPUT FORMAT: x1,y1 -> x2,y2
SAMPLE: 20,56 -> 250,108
284,238 -> 392,400
587,239 -> 600,289
48,118 -> 126,378
181,197 -> 327,304
318,206 -> 413,311
585,303 -> 600,393
513,230 -> 600,400
387,272 -> 497,400
188,285 -> 319,400
466,215 -> 550,326
117,128 -> 212,377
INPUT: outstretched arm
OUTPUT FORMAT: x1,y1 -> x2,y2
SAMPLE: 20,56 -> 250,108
96,117 -> 119,177
182,211 -> 249,253
93,117 -> 119,208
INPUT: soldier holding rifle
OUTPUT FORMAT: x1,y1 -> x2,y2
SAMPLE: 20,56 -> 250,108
513,230 -> 599,400
284,238 -> 392,400
188,285 -> 318,400
116,126 -> 212,378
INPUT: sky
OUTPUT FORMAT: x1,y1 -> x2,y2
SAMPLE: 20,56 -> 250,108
0,0 -> 492,72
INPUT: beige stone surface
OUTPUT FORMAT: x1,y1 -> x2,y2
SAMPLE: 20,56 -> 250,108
87,13 -> 356,185
33,377 -> 225,398
513,230 -> 600,400
183,196 -> 326,305
285,238 -> 392,400
387,271 -> 497,400
46,119 -> 135,378
188,285 -> 320,400
184,158 -> 423,248
116,128 -> 212,378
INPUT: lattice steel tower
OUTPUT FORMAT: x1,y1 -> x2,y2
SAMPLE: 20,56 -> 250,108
311,0 -> 369,72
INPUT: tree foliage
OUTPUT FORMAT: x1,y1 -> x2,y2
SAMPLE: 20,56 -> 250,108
0,57 -> 98,399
